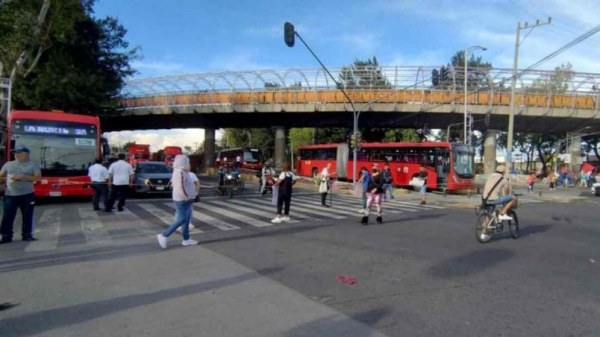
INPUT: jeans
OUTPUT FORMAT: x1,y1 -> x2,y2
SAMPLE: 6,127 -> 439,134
1,193 -> 36,240
361,189 -> 367,209
162,200 -> 194,240
382,183 -> 394,200
91,182 -> 108,209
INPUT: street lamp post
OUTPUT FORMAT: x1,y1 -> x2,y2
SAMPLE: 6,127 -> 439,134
464,46 -> 486,147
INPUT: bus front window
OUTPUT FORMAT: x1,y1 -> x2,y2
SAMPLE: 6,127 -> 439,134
452,150 -> 474,178
244,150 -> 260,163
12,124 -> 97,176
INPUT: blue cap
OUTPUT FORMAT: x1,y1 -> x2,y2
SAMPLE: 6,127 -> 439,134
12,146 -> 30,153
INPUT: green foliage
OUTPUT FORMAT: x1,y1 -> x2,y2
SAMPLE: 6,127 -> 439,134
338,56 -> 391,89
527,63 -> 573,93
582,135 -> 600,161
221,128 -> 275,161
289,128 -> 314,151
1,0 -> 138,113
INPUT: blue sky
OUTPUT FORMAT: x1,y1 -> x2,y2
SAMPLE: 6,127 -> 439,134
93,0 -> 600,151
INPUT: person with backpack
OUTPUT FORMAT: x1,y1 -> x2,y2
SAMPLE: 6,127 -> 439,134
361,164 -> 384,225
271,163 -> 297,223
357,166 -> 370,213
381,164 -> 394,201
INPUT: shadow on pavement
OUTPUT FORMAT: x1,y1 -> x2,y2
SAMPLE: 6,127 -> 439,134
0,267 -> 282,337
283,306 -> 390,337
428,248 -> 513,279
0,224 -> 329,274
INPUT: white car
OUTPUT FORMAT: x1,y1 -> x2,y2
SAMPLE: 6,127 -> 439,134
591,182 -> 600,196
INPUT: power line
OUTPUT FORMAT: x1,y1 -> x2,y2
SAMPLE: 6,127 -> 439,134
520,24 -> 600,74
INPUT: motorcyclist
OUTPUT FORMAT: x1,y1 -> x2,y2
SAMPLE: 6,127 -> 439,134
260,162 -> 276,195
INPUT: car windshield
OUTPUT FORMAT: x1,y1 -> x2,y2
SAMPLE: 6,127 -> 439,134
137,164 -> 171,174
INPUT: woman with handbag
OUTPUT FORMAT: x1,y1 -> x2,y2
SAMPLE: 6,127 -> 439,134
319,163 -> 333,207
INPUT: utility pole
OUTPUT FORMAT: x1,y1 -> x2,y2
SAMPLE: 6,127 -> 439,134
506,18 -> 551,173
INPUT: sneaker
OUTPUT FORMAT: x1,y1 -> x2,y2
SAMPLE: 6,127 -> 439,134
498,214 -> 513,221
281,216 -> 290,222
22,237 -> 37,242
182,239 -> 198,247
157,234 -> 167,249
271,217 -> 282,224
357,209 -> 365,214
361,216 -> 368,225
420,201 -> 426,205
376,216 -> 383,224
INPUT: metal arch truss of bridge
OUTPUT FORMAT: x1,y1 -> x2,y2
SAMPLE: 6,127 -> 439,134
104,66 -> 600,134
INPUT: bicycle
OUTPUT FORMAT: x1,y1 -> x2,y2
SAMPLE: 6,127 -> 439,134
474,199 -> 519,243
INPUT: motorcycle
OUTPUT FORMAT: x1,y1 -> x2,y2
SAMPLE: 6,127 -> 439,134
258,174 -> 277,195
218,169 -> 244,198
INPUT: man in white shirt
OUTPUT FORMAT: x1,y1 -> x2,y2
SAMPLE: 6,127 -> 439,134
88,158 -> 109,211
105,153 -> 134,212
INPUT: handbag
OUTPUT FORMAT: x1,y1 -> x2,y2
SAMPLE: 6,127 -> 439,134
409,177 -> 424,188
318,181 -> 328,193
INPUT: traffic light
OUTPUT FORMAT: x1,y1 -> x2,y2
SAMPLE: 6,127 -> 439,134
485,112 -> 491,127
284,22 -> 295,47
350,132 -> 362,150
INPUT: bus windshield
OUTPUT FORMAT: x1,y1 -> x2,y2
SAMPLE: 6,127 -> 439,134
243,149 -> 260,163
11,120 -> 97,176
453,149 -> 474,178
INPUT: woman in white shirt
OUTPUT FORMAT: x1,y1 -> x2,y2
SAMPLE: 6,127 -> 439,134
157,155 -> 198,249
319,163 -> 333,207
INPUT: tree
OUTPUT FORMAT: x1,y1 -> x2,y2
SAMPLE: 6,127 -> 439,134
527,63 -> 573,93
450,49 -> 492,89
288,128 -> 314,152
122,141 -> 136,154
582,135 -> 600,161
0,0 -> 138,113
338,56 -> 391,89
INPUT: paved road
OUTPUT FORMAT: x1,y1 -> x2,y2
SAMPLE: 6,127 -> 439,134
0,182 -> 599,336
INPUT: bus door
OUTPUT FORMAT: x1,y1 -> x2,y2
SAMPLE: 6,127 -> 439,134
434,148 -> 450,188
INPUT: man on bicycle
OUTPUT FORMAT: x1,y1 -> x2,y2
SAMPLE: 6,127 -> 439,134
483,165 -> 517,221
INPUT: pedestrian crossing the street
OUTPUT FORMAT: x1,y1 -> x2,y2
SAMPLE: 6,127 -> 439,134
7,194 -> 445,251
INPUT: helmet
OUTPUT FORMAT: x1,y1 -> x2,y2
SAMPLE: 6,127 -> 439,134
265,162 -> 271,167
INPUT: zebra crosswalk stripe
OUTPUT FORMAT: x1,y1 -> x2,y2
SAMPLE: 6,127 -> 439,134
164,203 -> 241,231
195,200 -> 273,228
226,198 -> 322,221
205,199 -> 300,224
392,200 -> 446,209
138,203 -> 204,234
25,209 -> 61,252
292,195 -> 410,214
78,208 -> 112,245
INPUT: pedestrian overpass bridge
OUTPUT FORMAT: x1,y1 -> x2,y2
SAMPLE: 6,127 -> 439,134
103,66 -> 600,169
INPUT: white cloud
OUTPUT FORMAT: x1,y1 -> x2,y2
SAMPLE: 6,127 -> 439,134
104,129 -> 205,154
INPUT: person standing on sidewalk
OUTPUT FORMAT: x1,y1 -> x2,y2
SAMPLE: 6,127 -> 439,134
88,158 -> 109,211
418,164 -> 428,205
361,164 -> 384,225
319,163 -> 334,207
271,163 -> 297,223
0,146 -> 41,244
105,153 -> 134,212
381,164 -> 394,201
157,155 -> 198,249
357,166 -> 370,213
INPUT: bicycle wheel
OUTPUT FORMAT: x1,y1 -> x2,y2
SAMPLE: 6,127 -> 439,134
476,213 -> 493,243
508,210 -> 519,239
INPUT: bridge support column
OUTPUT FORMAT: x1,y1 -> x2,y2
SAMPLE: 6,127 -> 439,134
568,133 -> 582,174
483,130 -> 499,174
274,126 -> 286,169
203,128 -> 216,169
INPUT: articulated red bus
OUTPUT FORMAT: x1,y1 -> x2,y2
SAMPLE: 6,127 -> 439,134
163,146 -> 182,166
6,110 -> 109,197
215,147 -> 262,170
295,141 -> 475,192
128,144 -> 150,167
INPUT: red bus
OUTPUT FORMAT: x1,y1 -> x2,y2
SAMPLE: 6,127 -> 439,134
295,141 -> 475,192
6,110 -> 109,197
215,147 -> 261,170
128,144 -> 150,167
163,146 -> 182,166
